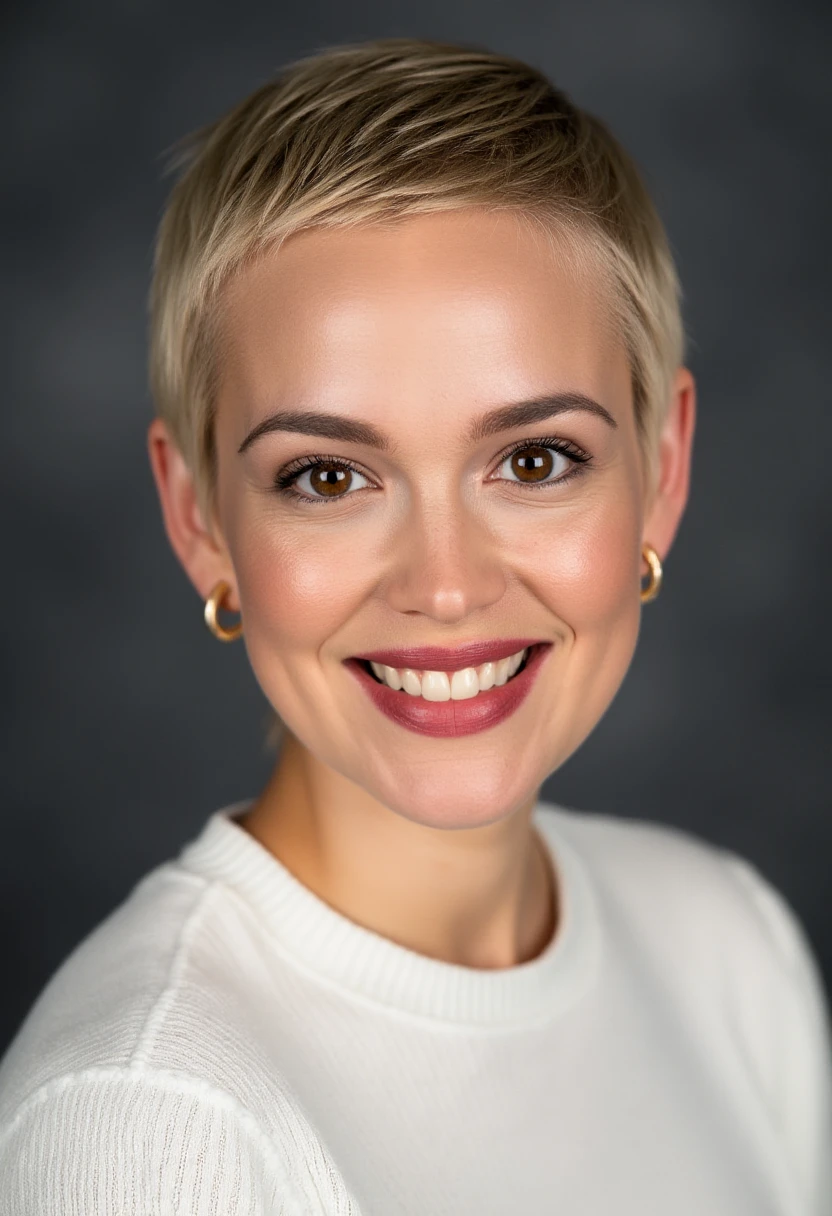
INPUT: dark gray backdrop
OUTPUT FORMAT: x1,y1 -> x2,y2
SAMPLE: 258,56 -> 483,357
3,0 -> 830,1056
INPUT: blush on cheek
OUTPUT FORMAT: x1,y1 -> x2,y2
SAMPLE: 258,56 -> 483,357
522,506 -> 642,768
233,527 -> 380,657
563,523 -> 638,625
516,503 -> 641,631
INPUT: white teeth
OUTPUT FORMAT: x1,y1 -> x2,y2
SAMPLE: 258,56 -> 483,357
400,669 -> 422,696
477,661 -> 496,690
421,671 -> 451,701
493,657 -> 511,686
450,668 -> 479,700
507,651 -> 524,677
369,648 -> 530,700
382,664 -> 402,690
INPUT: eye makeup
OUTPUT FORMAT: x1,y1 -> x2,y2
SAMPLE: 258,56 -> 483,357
272,435 -> 594,505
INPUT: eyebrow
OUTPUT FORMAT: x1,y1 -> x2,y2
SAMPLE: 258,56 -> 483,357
237,391 -> 617,455
469,393 -> 617,441
238,410 -> 390,455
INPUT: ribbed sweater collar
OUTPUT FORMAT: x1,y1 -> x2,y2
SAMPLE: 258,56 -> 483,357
177,799 -> 602,1029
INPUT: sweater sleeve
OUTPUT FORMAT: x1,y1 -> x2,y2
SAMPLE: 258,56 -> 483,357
0,1066 -> 323,1215
721,852 -> 832,1216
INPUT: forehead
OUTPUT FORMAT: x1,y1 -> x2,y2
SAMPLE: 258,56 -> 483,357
218,209 -> 629,432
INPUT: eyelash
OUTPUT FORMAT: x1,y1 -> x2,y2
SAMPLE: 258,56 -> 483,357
273,436 -> 593,505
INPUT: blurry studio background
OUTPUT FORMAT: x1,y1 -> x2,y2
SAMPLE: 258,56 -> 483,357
2,0 -> 830,1054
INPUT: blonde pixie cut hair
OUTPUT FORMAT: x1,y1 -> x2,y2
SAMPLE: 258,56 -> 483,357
149,37 -> 685,521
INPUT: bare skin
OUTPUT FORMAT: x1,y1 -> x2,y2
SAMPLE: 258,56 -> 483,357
148,209 -> 695,970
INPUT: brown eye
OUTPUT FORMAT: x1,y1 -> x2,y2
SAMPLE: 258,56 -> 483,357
508,445 -> 555,482
308,463 -> 353,496
285,461 -> 371,501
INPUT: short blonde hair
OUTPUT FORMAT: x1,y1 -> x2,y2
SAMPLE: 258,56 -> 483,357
149,37 -> 685,519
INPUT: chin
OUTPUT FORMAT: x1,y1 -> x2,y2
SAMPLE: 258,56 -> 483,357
360,749 -> 544,831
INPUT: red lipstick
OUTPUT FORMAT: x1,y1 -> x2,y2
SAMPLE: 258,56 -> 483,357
345,642 -> 552,738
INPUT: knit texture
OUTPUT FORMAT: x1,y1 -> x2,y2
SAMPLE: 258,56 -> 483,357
1,799 -> 830,1215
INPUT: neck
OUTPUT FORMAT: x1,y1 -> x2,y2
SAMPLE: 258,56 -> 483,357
237,732 -> 558,970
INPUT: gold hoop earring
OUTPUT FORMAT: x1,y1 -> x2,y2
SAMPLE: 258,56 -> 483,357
640,544 -> 663,604
204,580 -> 243,642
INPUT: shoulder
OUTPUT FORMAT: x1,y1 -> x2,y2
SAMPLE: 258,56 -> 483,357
0,1065 -> 281,1213
539,800 -> 832,1209
538,798 -> 827,999
0,1063 -> 362,1215
537,798 -> 803,961
0,857 -> 295,1133
0,861 -> 361,1213
0,862 -> 228,1116
538,797 -> 733,886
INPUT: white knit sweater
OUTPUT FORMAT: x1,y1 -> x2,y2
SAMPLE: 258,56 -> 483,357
0,799 -> 830,1215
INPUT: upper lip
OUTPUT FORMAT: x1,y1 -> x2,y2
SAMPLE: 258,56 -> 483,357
351,639 -> 546,672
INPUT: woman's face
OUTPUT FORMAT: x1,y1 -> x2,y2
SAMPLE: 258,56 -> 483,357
178,209 -> 693,828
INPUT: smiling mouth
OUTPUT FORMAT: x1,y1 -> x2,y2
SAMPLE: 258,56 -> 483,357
357,644 -> 537,702
346,642 -> 552,738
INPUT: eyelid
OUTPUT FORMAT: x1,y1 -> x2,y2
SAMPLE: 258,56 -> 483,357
273,453 -> 379,505
489,435 -> 592,476
275,453 -> 377,489
273,435 -> 593,505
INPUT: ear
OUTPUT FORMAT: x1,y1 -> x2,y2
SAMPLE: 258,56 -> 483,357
642,366 -> 696,562
147,418 -> 240,611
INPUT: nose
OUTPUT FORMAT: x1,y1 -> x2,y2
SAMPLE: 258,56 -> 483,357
383,499 -> 507,624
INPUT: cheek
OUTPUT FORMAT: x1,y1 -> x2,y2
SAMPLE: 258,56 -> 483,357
228,512 -> 380,655
511,483 -> 644,762
511,492 -> 641,632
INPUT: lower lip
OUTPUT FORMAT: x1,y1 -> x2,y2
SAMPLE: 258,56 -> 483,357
344,643 -> 552,738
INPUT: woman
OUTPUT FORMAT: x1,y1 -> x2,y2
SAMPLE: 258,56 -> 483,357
1,37 -> 829,1215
